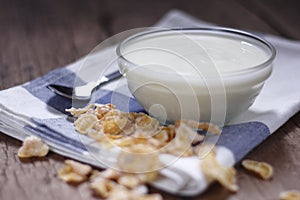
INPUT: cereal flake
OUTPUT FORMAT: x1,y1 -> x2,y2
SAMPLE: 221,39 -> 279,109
201,151 -> 238,192
280,190 -> 300,200
58,159 -> 92,183
241,159 -> 273,180
18,135 -> 49,158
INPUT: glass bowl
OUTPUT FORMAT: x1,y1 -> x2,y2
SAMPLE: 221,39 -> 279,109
116,28 -> 276,125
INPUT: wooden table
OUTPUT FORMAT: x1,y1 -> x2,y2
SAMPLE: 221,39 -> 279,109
1,0 -> 300,199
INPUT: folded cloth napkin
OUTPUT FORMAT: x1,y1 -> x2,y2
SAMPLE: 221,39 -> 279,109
1,10 -> 300,196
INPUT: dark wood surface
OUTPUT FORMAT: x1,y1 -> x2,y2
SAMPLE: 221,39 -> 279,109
1,0 -> 300,199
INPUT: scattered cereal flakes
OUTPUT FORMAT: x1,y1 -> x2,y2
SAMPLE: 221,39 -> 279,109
66,104 -> 97,117
58,160 -> 92,183
174,120 -> 196,138
103,117 -> 129,135
107,187 -> 142,200
153,126 -> 175,144
18,135 -> 49,158
117,144 -> 161,173
118,174 -> 141,188
64,160 -> 92,177
106,133 -> 125,140
136,194 -> 163,200
131,185 -> 148,195
90,170 -> 100,180
63,104 -> 228,197
85,122 -> 103,140
201,151 -> 238,192
147,138 -> 163,148
99,168 -> 121,180
134,113 -> 159,132
106,186 -> 162,200
241,159 -> 273,180
280,190 -> 300,200
191,134 -> 205,146
58,166 -> 86,183
193,143 -> 216,159
67,103 -> 115,118
162,123 -> 195,157
137,171 -> 159,183
74,113 -> 99,134
176,119 -> 221,135
90,168 -> 157,199
198,122 -> 221,135
95,104 -> 115,119
110,137 -> 134,147
91,177 -> 118,198
68,103 -> 222,158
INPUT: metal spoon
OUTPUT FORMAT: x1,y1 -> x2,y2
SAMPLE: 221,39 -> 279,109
47,70 -> 122,100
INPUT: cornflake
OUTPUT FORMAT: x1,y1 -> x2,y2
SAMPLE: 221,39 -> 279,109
201,150 -> 238,192
136,194 -> 163,200
68,103 -> 217,157
134,113 -> 160,133
106,187 -> 134,200
66,103 -> 115,117
117,144 -> 161,174
90,177 -> 119,198
66,104 -> 96,117
66,104 -> 225,196
18,135 -> 49,158
74,113 -> 99,134
193,143 -> 215,158
241,159 -> 273,180
106,187 -> 162,200
98,168 -> 122,180
137,171 -> 159,183
177,119 -> 221,135
280,190 -> 300,200
161,122 -> 195,157
58,159 -> 92,183
90,169 -> 161,200
65,160 -> 92,176
152,126 -> 175,145
117,174 -> 141,188
95,103 -> 116,119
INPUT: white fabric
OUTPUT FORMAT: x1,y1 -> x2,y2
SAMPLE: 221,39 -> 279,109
231,34 -> 300,132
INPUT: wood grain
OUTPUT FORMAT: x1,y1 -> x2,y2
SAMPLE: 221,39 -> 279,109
0,0 -> 300,199
238,0 -> 300,40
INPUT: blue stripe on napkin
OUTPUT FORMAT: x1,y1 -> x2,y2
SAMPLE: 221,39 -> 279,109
217,122 -> 270,162
23,68 -> 77,114
24,124 -> 87,154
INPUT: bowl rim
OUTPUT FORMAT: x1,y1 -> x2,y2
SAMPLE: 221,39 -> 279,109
116,27 -> 276,77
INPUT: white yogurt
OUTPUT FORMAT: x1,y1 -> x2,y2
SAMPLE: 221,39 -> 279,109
117,29 -> 275,125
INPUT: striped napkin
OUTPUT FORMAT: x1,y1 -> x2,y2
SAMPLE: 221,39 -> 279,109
0,10 -> 300,196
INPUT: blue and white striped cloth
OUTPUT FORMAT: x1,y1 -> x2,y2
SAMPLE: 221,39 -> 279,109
0,10 -> 300,196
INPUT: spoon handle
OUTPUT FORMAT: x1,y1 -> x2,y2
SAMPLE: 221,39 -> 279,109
47,70 -> 122,100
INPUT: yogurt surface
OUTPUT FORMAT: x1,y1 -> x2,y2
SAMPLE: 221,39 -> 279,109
120,32 -> 269,77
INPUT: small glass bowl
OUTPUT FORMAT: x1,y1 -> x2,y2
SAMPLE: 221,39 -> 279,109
116,28 -> 276,125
